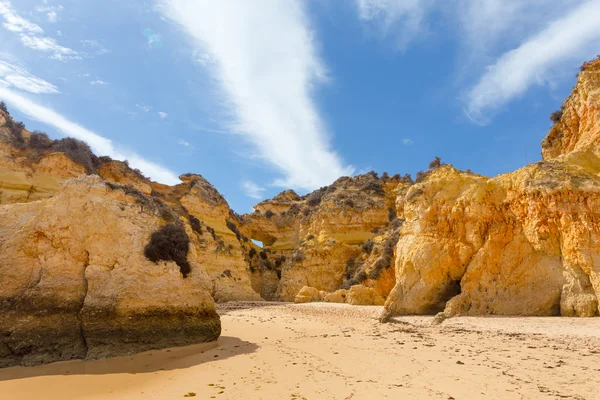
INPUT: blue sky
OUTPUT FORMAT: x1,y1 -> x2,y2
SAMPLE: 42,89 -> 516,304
1,0 -> 599,213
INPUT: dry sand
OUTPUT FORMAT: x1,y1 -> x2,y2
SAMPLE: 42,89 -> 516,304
1,302 -> 599,400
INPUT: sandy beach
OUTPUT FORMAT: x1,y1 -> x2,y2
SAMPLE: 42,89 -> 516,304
1,302 -> 599,400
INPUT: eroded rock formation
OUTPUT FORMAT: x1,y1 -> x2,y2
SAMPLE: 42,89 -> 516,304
382,57 -> 600,320
240,57 -> 600,317
0,110 -> 258,366
240,172 -> 410,302
1,56 -> 600,367
0,176 -> 221,366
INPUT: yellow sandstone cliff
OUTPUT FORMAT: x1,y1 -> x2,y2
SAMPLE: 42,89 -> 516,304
382,57 -> 600,320
1,56 -> 600,368
239,173 -> 410,302
0,109 -> 259,366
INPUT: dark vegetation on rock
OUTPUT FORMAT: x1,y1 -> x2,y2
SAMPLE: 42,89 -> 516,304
550,106 -> 564,124
144,223 -> 191,277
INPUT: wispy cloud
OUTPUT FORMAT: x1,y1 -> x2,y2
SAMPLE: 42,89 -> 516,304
0,0 -> 43,33
80,39 -> 110,55
158,111 -> 168,119
465,0 -> 600,122
194,52 -> 213,67
241,180 -> 265,199
401,138 -> 413,145
19,34 -> 81,61
177,138 -> 191,147
136,103 -> 152,112
89,79 -> 107,85
355,0 -> 432,48
353,0 -> 600,123
34,1 -> 63,23
159,0 -> 353,191
0,0 -> 80,61
0,87 -> 179,184
143,28 -> 162,48
0,60 -> 59,94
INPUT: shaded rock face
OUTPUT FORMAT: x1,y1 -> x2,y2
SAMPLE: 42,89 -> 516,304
151,174 -> 262,303
0,176 -> 220,367
240,173 -> 411,301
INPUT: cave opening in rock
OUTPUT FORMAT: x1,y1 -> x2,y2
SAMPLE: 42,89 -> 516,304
433,279 -> 462,314
251,239 -> 263,248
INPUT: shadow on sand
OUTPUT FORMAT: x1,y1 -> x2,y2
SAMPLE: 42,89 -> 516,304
0,335 -> 257,381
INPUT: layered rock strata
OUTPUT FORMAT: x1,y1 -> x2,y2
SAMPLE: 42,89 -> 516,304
0,176 -> 221,366
383,57 -> 600,320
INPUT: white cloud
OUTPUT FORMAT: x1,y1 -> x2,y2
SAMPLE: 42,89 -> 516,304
0,60 -> 58,94
158,111 -> 168,118
143,28 -> 162,48
136,103 -> 152,112
194,53 -> 213,67
0,87 -> 179,184
159,0 -> 353,191
0,1 -> 80,61
80,39 -> 110,55
355,0 -> 432,48
241,180 -> 265,199
0,0 -> 43,33
34,2 -> 63,23
177,138 -> 191,147
353,0 -> 599,122
89,79 -> 107,85
465,0 -> 600,122
19,34 -> 81,61
401,138 -> 413,145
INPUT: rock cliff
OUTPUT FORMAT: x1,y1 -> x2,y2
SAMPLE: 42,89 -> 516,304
1,56 -> 600,367
382,57 -> 600,320
240,172 -> 411,302
541,57 -> 600,169
0,176 -> 220,367
0,108 -> 260,367
241,57 -> 600,317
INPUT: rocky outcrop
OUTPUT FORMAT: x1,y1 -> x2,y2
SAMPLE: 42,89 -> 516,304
291,284 -> 384,306
0,176 -> 220,367
0,108 -> 263,367
2,56 -> 600,369
382,162 -> 600,319
347,285 -> 385,306
0,109 -> 261,304
0,130 -> 86,204
97,160 -> 152,195
381,58 -> 600,320
294,286 -> 323,303
151,174 -> 262,302
541,57 -> 600,169
241,173 -> 411,302
323,289 -> 347,303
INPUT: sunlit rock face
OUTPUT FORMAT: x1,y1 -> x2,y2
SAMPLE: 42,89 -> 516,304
383,58 -> 600,320
241,172 -> 412,302
382,164 -> 600,319
2,57 -> 600,371
0,110 -> 264,367
541,57 -> 600,168
0,176 -> 221,367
